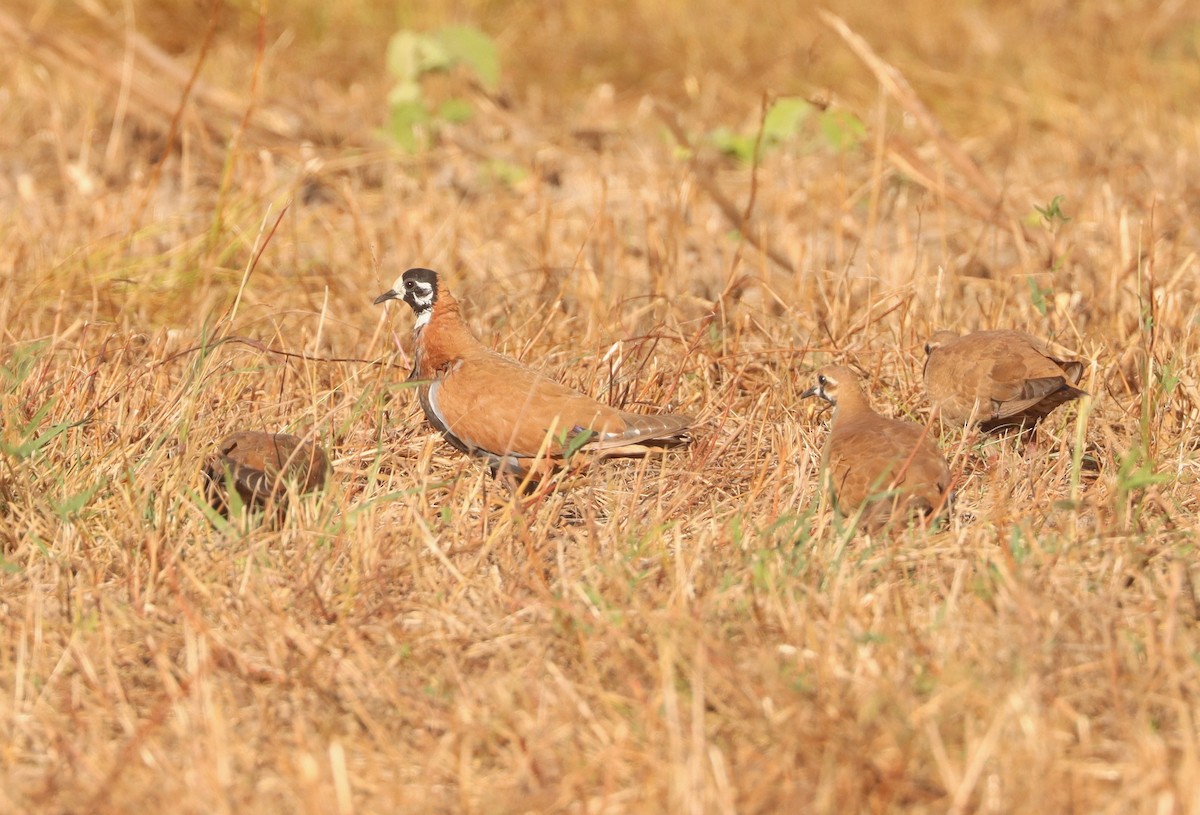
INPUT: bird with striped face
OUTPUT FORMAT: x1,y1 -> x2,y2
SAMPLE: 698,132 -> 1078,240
374,268 -> 693,478
802,365 -> 952,530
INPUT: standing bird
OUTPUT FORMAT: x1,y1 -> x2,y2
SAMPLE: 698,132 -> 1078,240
802,365 -> 952,530
373,268 -> 693,477
923,329 -> 1086,431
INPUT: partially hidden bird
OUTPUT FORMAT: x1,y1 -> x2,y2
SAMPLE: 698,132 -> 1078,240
203,431 -> 330,518
923,329 -> 1086,431
802,365 -> 952,530
374,268 -> 693,477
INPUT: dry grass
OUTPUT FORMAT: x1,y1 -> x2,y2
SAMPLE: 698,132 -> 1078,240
3,1 -> 1200,812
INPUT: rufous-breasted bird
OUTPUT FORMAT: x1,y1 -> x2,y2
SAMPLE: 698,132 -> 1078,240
923,329 -> 1086,431
374,268 -> 693,476
802,365 -> 952,530
203,431 -> 329,518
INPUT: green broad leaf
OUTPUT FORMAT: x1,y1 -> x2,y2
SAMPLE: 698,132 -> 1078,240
762,98 -> 811,143
436,26 -> 500,89
437,97 -> 475,123
818,109 -> 866,152
562,428 -> 596,459
388,101 -> 430,151
388,79 -> 423,106
420,39 -> 453,75
709,128 -> 755,163
387,30 -> 454,81
386,31 -> 423,82
1160,363 -> 1180,394
484,158 -> 528,186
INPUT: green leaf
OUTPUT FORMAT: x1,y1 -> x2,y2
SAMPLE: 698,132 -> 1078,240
1,341 -> 48,390
386,31 -> 423,82
388,29 -> 453,81
388,101 -> 430,151
51,480 -> 104,521
818,109 -> 866,152
561,428 -> 596,460
436,25 -> 500,89
709,127 -> 755,162
484,158 -> 527,186
437,97 -> 475,123
388,79 -> 423,106
384,25 -> 500,152
671,144 -> 694,161
1034,194 -> 1071,224
1124,469 -> 1171,490
190,488 -> 234,532
1115,444 -> 1172,496
762,98 -> 811,143
1160,362 -> 1180,394
1027,275 -> 1050,316
2,401 -> 71,460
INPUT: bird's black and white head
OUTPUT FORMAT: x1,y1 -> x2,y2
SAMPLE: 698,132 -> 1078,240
373,268 -> 439,329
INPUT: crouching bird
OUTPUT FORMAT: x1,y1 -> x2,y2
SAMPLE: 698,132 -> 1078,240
203,431 -> 330,520
923,329 -> 1086,432
802,365 -> 952,531
373,268 -> 693,478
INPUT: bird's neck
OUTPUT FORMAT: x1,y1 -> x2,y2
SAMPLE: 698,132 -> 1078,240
414,290 -> 485,374
832,385 -> 873,425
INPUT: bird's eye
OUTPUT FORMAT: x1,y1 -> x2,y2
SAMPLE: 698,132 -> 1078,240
405,280 -> 415,290
923,343 -> 932,355
817,375 -> 827,386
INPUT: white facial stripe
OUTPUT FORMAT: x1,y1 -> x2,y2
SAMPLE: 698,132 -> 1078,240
405,281 -> 435,313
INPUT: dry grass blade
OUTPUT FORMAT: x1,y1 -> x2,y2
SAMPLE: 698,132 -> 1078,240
819,9 -> 1045,261
0,4 -> 296,152
654,100 -> 798,277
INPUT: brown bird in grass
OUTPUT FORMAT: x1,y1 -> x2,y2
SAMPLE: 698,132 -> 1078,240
802,365 -> 952,530
203,431 -> 329,517
923,329 -> 1086,431
373,268 -> 693,477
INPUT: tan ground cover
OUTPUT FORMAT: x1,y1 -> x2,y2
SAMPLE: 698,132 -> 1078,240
2,1 -> 1199,812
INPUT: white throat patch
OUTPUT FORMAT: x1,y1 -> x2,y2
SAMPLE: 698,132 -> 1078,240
413,309 -> 432,330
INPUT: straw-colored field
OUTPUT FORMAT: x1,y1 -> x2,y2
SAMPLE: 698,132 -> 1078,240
3,1 -> 1199,812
